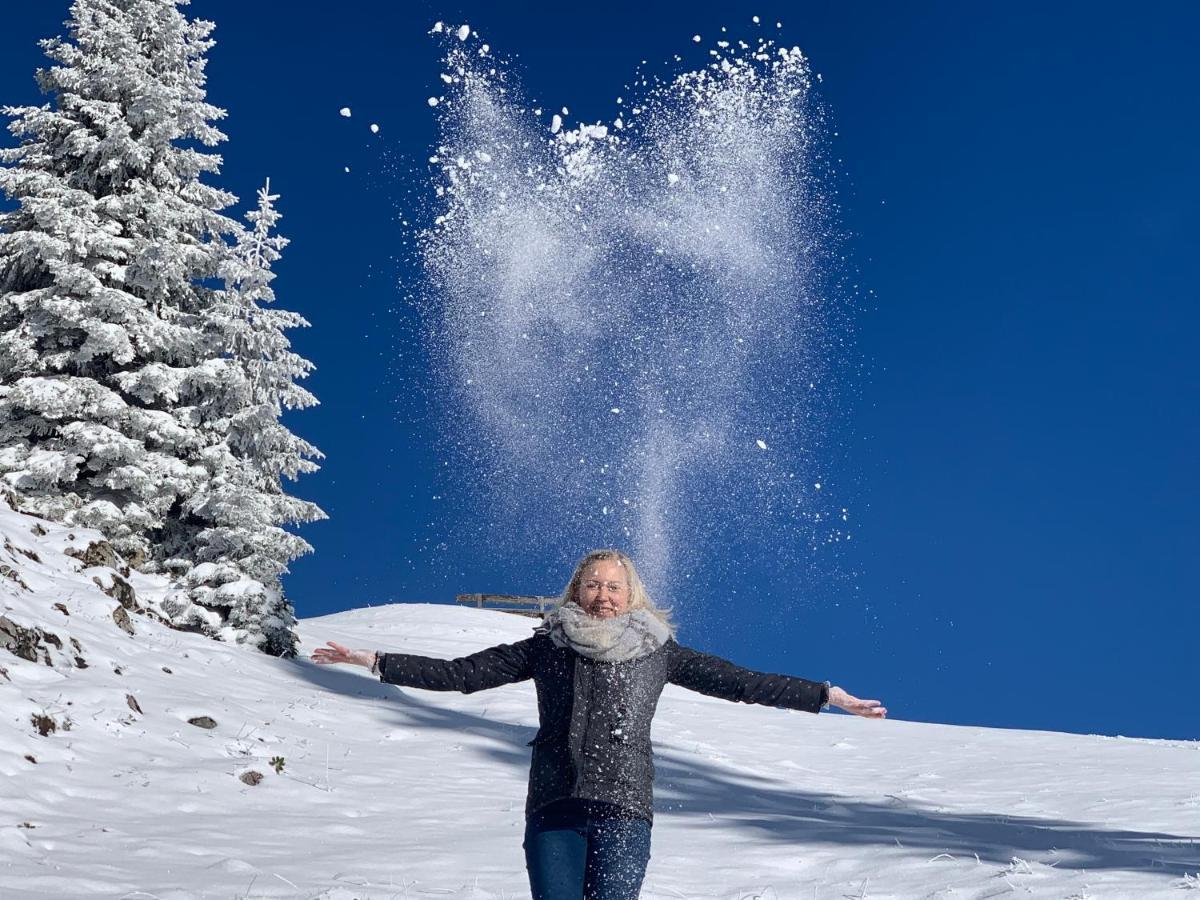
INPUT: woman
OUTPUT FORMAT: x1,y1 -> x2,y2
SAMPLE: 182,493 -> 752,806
311,549 -> 886,899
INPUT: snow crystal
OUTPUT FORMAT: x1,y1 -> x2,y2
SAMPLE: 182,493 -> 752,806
756,439 -> 768,450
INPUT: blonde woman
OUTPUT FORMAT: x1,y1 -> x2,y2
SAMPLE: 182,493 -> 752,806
312,549 -> 886,899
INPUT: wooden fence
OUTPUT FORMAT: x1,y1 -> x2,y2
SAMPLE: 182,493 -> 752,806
454,593 -> 559,618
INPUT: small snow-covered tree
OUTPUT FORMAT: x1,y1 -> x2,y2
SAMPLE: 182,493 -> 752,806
0,0 -> 241,569
160,181 -> 326,657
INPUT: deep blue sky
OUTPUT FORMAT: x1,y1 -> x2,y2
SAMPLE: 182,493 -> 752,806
3,2 -> 1196,741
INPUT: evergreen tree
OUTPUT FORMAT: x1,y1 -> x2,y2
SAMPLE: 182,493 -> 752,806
0,0 -> 238,565
0,2 -> 322,655
160,181 -> 326,657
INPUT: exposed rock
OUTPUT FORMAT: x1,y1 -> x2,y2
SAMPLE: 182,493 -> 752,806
30,713 -> 56,736
112,605 -> 135,636
92,572 -> 137,610
11,545 -> 40,563
31,523 -> 47,536
0,564 -> 30,591
239,770 -> 264,786
1,616 -> 55,664
126,694 -> 143,715
24,755 -> 36,764
53,602 -> 69,616
162,666 -> 173,674
188,715 -> 218,730
65,539 -> 126,574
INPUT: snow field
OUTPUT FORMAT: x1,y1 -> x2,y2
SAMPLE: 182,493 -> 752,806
2,501 -> 1197,897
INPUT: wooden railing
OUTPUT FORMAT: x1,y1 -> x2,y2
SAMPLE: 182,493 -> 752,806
454,593 -> 559,618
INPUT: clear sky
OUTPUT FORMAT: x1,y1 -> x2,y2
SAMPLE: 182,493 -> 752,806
2,1 -> 1196,741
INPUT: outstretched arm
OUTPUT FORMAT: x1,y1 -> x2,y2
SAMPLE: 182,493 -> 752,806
311,638 -> 536,694
825,685 -> 887,719
666,643 -> 886,719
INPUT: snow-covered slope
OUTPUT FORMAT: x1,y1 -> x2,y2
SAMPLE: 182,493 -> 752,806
2,498 -> 1197,899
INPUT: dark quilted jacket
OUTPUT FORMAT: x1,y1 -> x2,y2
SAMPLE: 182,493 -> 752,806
377,630 -> 828,822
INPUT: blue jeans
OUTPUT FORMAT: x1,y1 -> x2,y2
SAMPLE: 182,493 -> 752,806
523,799 -> 652,900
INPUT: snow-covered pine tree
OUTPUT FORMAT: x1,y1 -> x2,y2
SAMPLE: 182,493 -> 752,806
0,6 -> 246,578
0,0 -> 244,568
160,180 -> 326,657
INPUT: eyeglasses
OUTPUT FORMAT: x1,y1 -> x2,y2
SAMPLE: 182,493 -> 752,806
581,580 -> 628,593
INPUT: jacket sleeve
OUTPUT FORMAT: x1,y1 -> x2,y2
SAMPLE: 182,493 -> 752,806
666,641 -> 828,713
377,636 -> 537,694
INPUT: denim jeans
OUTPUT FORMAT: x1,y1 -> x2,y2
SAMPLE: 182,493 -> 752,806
523,799 -> 652,900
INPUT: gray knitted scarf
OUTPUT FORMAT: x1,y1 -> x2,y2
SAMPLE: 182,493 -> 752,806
541,601 -> 671,663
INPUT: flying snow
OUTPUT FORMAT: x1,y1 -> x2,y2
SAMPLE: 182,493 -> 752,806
417,27 -> 844,593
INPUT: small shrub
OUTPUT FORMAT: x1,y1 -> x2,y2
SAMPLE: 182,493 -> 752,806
269,755 -> 285,774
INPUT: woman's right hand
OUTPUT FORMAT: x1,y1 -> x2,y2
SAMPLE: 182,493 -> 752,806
310,641 -> 376,669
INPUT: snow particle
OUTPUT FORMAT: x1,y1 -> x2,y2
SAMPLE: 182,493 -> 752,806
756,439 -> 768,450
370,123 -> 380,134
339,107 -> 352,117
428,97 -> 440,107
693,35 -> 702,43
456,24 -> 471,41
667,173 -> 679,184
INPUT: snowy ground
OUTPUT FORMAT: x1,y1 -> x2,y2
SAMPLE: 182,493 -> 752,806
2,499 -> 1198,899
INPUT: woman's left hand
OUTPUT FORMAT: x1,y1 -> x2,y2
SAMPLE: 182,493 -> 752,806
828,686 -> 887,719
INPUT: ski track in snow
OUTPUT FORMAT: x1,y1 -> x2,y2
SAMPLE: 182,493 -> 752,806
2,500 -> 1198,898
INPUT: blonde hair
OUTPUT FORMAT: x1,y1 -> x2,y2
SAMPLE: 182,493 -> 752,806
558,548 -> 677,638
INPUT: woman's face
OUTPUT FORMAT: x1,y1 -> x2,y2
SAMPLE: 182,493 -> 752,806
576,558 -> 632,619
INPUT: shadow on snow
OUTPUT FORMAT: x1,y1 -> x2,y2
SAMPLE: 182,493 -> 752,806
287,658 -> 1199,879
